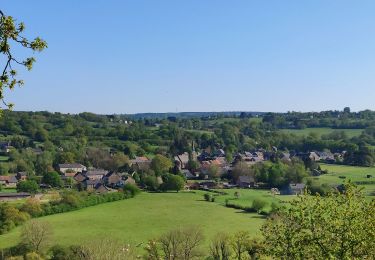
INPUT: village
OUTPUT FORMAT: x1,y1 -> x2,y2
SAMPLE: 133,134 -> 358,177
0,142 -> 346,201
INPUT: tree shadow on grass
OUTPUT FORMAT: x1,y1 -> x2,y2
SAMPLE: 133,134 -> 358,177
234,211 -> 267,219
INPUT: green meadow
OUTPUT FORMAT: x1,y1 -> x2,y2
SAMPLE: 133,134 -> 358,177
212,189 -> 295,210
0,192 -> 265,250
314,164 -> 375,196
281,128 -> 363,138
0,156 -> 9,162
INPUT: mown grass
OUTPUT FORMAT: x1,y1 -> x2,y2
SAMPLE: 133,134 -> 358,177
0,192 -> 264,250
281,128 -> 363,138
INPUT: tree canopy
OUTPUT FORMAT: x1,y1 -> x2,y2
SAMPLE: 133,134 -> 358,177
261,183 -> 375,259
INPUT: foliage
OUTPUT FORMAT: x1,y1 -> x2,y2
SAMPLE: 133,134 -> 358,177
0,10 -> 47,110
151,154 -> 173,175
76,238 -> 136,260
252,160 -> 308,188
145,226 -> 204,260
20,198 -> 43,217
160,174 -> 185,192
209,232 -> 231,260
230,231 -> 252,260
143,175 -> 160,191
20,220 -> 52,253
0,203 -> 30,234
204,193 -> 213,202
251,198 -> 268,213
261,182 -> 375,259
231,161 -> 252,182
123,183 -> 141,197
16,180 -> 39,193
42,172 -> 62,188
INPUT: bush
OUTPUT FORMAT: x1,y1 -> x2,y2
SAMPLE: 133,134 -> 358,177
204,193 -> 212,202
17,180 -> 39,193
123,183 -> 141,197
49,245 -> 75,260
160,174 -> 185,192
21,198 -> 43,217
143,175 -> 160,191
252,199 -> 268,213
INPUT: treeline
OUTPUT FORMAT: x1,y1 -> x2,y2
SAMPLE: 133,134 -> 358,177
1,109 -> 375,174
262,108 -> 375,129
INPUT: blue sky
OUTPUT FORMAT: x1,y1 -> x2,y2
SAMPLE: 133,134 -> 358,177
2,1 -> 375,114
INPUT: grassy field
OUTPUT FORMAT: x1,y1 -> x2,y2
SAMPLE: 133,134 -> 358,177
0,192 -> 265,250
281,128 -> 363,138
0,156 -> 9,162
0,188 -> 17,193
314,164 -> 375,195
210,189 -> 295,211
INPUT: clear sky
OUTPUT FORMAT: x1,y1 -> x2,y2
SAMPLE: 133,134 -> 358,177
2,1 -> 375,114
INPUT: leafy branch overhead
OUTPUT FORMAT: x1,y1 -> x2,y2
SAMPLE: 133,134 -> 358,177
0,10 -> 47,109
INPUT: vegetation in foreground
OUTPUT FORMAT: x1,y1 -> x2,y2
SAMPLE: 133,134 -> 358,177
0,183 -> 373,259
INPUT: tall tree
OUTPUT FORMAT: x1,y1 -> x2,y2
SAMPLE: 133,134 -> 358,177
20,220 -> 52,253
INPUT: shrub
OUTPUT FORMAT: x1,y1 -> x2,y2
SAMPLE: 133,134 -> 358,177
160,174 -> 185,192
123,183 -> 141,197
252,199 -> 268,213
21,198 -> 43,217
204,193 -> 212,202
17,180 -> 39,193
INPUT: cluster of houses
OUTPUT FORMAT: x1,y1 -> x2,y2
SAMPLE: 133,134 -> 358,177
171,148 -> 341,195
0,172 -> 27,188
58,163 -> 136,194
0,143 -> 346,197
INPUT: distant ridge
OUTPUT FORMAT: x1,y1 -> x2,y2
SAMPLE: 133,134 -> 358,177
124,111 -> 266,119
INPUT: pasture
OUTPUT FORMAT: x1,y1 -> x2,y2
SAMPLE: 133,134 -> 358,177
315,164 -> 375,195
211,189 -> 295,211
0,191 -> 265,250
0,156 -> 9,162
281,128 -> 363,138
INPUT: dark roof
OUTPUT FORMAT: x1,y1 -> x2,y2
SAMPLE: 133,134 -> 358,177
94,183 -> 111,191
182,169 -> 195,179
289,183 -> 305,190
85,179 -> 101,185
8,175 -> 18,183
86,169 -> 108,176
74,172 -> 87,182
238,175 -> 255,183
0,192 -> 30,198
